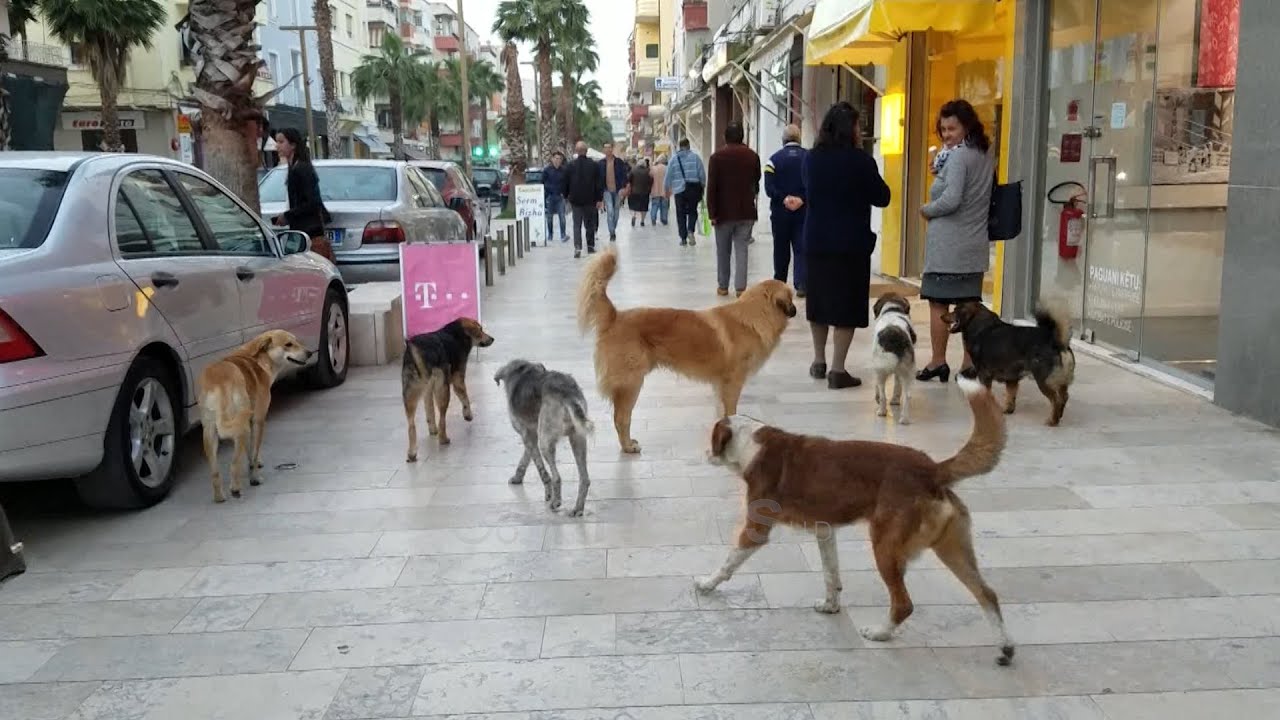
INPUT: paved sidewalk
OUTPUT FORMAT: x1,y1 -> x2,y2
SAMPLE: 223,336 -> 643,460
3,219 -> 1280,719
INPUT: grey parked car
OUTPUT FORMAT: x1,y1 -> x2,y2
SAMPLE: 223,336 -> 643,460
0,152 -> 349,509
259,159 -> 468,283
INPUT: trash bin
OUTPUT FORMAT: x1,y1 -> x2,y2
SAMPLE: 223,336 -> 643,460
0,502 -> 25,583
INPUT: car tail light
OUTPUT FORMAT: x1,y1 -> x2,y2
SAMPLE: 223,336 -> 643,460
0,308 -> 44,364
362,220 -> 406,244
501,182 -> 510,193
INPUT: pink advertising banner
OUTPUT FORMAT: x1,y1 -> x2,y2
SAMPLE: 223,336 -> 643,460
399,243 -> 481,338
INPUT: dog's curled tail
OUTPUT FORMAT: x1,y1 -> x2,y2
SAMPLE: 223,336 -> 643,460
577,248 -> 619,336
937,373 -> 1007,485
1033,300 -> 1073,351
569,396 -> 595,436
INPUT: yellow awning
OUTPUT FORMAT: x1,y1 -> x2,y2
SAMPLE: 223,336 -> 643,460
806,0 -> 1002,66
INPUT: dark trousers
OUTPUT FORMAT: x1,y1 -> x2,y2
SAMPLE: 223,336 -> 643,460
771,209 -> 806,290
571,203 -> 598,251
675,194 -> 700,241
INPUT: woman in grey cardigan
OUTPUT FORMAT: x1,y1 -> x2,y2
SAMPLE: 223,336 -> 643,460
916,100 -> 995,383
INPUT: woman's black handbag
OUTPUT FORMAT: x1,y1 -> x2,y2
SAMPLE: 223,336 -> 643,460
988,171 -> 1022,242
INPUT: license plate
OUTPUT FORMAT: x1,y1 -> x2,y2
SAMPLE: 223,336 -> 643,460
326,229 -> 344,247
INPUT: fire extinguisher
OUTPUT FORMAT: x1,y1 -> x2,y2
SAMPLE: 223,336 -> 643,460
1048,181 -> 1087,260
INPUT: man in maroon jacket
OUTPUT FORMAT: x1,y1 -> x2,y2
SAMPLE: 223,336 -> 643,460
706,122 -> 762,296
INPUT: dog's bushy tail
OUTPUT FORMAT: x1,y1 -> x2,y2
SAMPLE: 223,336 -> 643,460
577,248 -> 619,336
568,396 -> 595,435
1033,300 -> 1073,351
937,374 -> 1006,486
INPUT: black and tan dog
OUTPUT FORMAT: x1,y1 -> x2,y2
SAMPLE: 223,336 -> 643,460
943,301 -> 1075,426
403,317 -> 495,461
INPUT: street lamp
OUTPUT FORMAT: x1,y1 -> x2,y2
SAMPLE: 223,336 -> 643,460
280,24 -> 320,158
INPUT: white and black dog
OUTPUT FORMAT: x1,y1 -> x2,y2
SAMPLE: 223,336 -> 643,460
493,359 -> 594,516
870,292 -> 918,425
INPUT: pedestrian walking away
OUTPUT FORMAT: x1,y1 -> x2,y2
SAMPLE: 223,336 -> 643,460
598,142 -> 631,241
628,159 -> 654,228
542,151 -> 569,244
802,101 -> 892,389
564,141 -> 605,258
706,121 -> 761,297
765,124 -> 808,297
269,127 -> 335,265
664,138 -> 706,246
649,155 -> 670,226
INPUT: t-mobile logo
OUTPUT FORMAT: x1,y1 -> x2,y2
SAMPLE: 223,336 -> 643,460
414,282 -> 469,309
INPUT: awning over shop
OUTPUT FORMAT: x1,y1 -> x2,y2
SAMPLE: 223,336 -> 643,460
806,0 -> 1002,66
400,145 -> 428,160
354,130 -> 391,154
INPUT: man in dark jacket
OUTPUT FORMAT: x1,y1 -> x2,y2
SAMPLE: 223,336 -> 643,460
542,151 -> 568,244
764,124 -> 808,296
563,141 -> 605,258
706,122 -> 762,296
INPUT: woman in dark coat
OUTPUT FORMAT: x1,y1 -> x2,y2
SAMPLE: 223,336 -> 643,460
628,159 -> 653,226
800,102 -> 892,389
270,127 -> 333,262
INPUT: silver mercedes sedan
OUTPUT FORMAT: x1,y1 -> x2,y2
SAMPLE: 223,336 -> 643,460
0,152 -> 349,509
259,159 -> 468,284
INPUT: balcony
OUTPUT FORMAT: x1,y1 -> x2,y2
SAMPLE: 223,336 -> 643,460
683,1 -> 708,31
434,34 -> 459,52
6,42 -> 68,67
366,0 -> 397,26
635,0 -> 660,24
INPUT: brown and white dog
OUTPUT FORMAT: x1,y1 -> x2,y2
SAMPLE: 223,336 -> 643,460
198,330 -> 313,503
577,247 -> 796,454
699,371 -> 1017,666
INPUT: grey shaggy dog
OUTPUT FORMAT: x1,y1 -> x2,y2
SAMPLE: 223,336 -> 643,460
493,359 -> 595,516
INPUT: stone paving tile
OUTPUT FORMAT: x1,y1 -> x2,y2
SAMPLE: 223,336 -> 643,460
3,222 -> 1279,717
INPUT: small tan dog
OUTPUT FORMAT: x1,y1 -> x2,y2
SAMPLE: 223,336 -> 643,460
198,330 -> 312,503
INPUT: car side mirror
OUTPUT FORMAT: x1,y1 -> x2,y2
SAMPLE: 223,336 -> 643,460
448,196 -> 466,210
278,230 -> 311,255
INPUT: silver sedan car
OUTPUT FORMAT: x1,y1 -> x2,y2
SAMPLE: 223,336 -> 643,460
259,159 -> 468,283
0,152 -> 349,509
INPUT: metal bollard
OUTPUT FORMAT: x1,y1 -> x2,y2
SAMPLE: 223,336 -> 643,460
483,232 -> 494,286
506,225 -> 516,267
515,221 -> 524,259
522,218 -> 531,251
496,230 -> 507,276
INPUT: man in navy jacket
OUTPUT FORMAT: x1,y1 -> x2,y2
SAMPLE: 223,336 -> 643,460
542,151 -> 568,244
764,124 -> 807,296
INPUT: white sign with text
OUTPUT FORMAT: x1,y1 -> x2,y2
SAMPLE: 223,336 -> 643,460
514,183 -> 547,246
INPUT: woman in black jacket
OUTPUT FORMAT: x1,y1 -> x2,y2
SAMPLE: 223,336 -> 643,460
270,128 -> 333,262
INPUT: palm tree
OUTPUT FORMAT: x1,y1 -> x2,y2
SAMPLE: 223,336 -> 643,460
495,105 -> 537,172
441,57 -> 503,162
184,0 -> 281,206
6,0 -> 38,60
497,40 -> 527,185
493,0 -> 587,164
0,31 -> 11,151
351,33 -> 433,160
554,36 -> 596,147
313,1 -> 343,158
41,0 -> 166,153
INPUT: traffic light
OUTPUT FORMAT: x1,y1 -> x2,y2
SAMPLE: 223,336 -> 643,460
471,145 -> 484,158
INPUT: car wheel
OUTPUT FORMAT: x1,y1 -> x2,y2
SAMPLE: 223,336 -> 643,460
76,357 -> 180,510
306,288 -> 349,389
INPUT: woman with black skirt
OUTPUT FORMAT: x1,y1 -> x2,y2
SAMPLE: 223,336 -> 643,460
270,127 -> 334,263
628,159 -> 653,227
800,102 -> 891,389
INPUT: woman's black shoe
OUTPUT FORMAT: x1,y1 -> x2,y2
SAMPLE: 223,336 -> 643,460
827,370 -> 862,389
916,363 -> 951,383
809,362 -> 827,379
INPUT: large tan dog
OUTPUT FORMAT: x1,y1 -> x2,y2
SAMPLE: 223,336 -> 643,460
698,372 -> 1017,666
577,247 -> 796,454
198,330 -> 312,503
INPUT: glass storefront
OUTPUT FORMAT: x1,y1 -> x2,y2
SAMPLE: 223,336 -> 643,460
1035,0 -> 1237,385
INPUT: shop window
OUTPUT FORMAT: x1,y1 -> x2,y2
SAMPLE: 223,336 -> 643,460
80,129 -> 139,153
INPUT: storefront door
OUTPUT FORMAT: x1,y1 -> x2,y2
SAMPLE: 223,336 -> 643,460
1038,0 -> 1236,383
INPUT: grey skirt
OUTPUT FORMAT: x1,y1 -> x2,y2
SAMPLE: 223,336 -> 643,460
920,272 -> 984,304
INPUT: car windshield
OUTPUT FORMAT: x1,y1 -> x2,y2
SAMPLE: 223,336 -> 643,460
418,167 -> 447,191
259,165 -> 398,203
473,168 -> 499,185
0,169 -> 70,250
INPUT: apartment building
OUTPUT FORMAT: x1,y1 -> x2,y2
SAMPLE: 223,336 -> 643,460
0,0 -> 69,151
627,0 -> 676,158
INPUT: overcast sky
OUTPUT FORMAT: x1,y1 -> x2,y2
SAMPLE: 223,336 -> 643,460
461,0 -> 635,104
